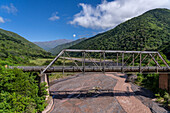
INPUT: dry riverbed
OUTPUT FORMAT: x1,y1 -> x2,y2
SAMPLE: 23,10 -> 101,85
49,72 -> 168,113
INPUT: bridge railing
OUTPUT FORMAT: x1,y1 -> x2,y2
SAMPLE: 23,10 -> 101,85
41,49 -> 170,74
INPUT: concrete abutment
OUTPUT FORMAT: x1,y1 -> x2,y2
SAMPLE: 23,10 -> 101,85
159,73 -> 170,93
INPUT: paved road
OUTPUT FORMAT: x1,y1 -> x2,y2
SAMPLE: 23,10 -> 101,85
49,72 -> 168,113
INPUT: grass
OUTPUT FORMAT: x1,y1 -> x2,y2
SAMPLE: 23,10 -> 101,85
48,72 -> 78,82
29,58 -> 74,66
29,58 -> 53,66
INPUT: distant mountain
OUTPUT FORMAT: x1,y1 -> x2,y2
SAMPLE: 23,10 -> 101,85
33,39 -> 73,51
49,38 -> 87,55
70,8 -> 170,58
0,28 -> 51,64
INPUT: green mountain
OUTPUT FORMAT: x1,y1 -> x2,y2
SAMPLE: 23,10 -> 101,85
0,28 -> 51,64
49,38 -> 87,55
33,39 -> 73,51
158,42 -> 170,59
70,8 -> 170,58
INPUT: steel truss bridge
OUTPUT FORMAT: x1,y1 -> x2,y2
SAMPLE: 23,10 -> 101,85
9,49 -> 170,100
10,49 -> 170,73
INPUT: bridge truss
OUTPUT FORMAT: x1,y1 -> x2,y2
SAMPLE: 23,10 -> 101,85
40,49 -> 170,74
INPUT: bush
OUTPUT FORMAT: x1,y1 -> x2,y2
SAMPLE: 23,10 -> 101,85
0,66 -> 47,112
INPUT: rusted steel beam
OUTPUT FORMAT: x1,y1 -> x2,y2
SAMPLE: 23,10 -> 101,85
38,49 -> 169,74
149,53 -> 160,67
117,53 -> 118,66
41,50 -> 64,73
100,52 -> 102,67
140,53 -> 142,73
64,49 -> 158,54
9,66 -> 170,73
83,52 -> 85,73
157,53 -> 170,68
63,52 -> 65,75
133,54 -> 134,66
103,52 -> 105,73
129,53 -> 139,66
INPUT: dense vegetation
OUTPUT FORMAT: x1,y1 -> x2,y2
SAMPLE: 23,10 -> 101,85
34,39 -> 73,51
136,73 -> 170,108
0,28 -> 52,64
0,65 -> 47,113
49,38 -> 87,55
0,29 -> 50,112
70,8 -> 170,59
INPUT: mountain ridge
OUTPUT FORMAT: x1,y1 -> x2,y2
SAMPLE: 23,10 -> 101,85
0,28 -> 51,64
33,39 -> 73,51
49,38 -> 87,55
69,8 -> 170,58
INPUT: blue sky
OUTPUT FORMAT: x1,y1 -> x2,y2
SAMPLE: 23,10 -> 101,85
0,0 -> 169,42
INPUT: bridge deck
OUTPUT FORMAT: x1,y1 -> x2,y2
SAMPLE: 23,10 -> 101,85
9,66 -> 170,73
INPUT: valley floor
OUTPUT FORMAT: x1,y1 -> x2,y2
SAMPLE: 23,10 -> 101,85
49,72 -> 168,113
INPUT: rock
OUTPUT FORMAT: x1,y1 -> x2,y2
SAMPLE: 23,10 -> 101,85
126,74 -> 137,82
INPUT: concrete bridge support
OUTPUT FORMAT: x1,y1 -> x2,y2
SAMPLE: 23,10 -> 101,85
40,74 -> 49,100
159,73 -> 170,93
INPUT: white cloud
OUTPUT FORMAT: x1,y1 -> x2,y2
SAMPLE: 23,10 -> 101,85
1,3 -> 18,14
0,17 -> 5,23
49,12 -> 60,21
70,0 -> 170,29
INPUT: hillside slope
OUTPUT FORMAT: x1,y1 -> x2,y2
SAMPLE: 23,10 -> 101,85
70,8 -> 170,57
49,38 -> 87,55
34,39 -> 73,51
0,28 -> 51,64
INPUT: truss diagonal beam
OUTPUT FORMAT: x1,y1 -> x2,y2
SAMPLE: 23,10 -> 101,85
86,53 -> 99,67
149,53 -> 160,67
65,52 -> 83,72
124,54 -> 132,66
41,50 -> 64,74
41,49 -> 170,74
129,53 -> 139,66
157,53 -> 170,68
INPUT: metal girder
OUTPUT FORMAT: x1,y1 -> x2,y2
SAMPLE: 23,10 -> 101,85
65,52 -> 83,72
64,49 -> 158,54
9,66 -> 170,73
40,49 -> 169,74
41,50 -> 64,74
157,53 -> 170,68
149,53 -> 161,68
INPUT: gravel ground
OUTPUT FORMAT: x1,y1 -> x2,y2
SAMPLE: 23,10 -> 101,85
50,73 -> 125,113
49,72 -> 169,113
130,83 -> 169,113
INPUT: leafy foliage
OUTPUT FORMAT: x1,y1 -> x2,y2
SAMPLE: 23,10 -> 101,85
0,66 -> 47,112
70,8 -> 170,58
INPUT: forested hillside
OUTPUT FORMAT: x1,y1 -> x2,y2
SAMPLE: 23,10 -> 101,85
0,28 -> 51,64
70,8 -> 170,58
34,39 -> 73,51
49,38 -> 87,55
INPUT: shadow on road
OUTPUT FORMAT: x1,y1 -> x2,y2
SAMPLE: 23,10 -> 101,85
50,88 -> 153,99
